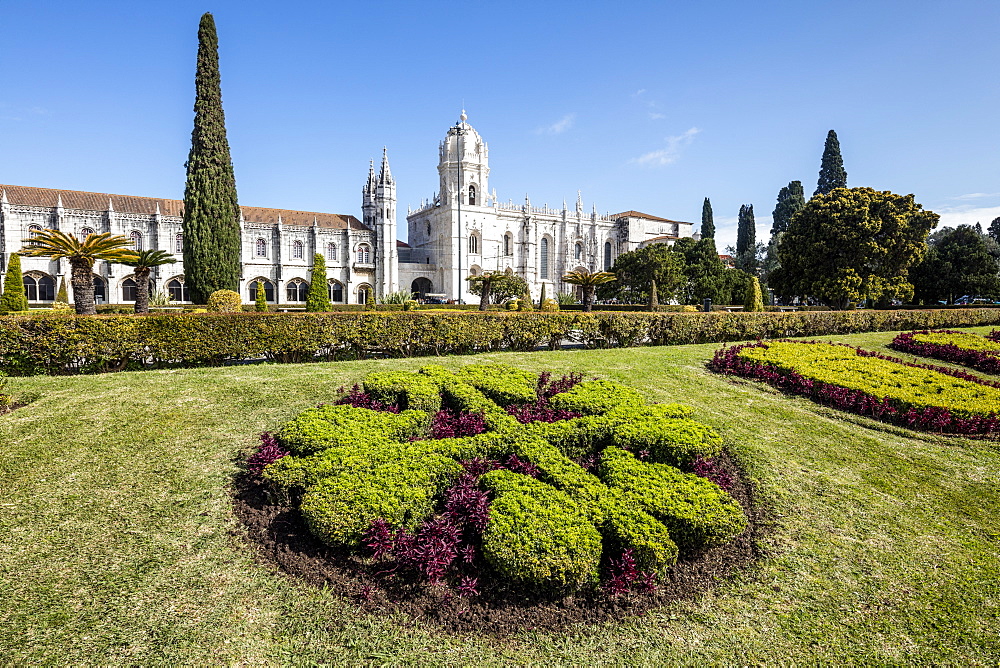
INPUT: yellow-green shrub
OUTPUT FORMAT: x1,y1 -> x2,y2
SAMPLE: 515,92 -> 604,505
207,290 -> 242,312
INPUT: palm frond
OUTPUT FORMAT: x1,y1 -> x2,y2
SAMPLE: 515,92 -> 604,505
562,270 -> 617,286
20,229 -> 137,264
122,250 -> 178,269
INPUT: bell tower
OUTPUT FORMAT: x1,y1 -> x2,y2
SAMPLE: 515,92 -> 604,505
438,110 -> 489,208
373,148 -> 398,296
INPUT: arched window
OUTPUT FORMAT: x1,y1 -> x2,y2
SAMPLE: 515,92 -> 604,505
130,230 -> 143,251
469,234 -> 479,255
175,233 -> 183,254
575,242 -> 583,260
604,242 -> 613,270
255,238 -> 267,258
122,278 -> 137,302
23,274 -> 55,301
426,221 -> 431,236
357,284 -> 372,305
292,240 -> 304,259
286,279 -> 308,302
328,280 -> 344,303
81,227 -> 96,238
504,233 -> 512,256
248,279 -> 275,303
166,278 -> 190,302
326,242 -> 338,261
468,184 -> 477,206
469,265 -> 481,277
540,237 -> 550,279
92,276 -> 106,304
357,244 -> 371,264
27,224 -> 42,238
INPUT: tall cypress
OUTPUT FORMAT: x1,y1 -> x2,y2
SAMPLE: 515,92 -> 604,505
771,181 -> 806,236
183,12 -> 241,304
701,197 -> 715,239
736,204 -> 756,256
814,130 -> 847,197
305,253 -> 330,312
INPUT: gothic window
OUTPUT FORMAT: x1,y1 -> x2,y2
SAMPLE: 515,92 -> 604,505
286,278 -> 308,302
81,227 -> 96,238
469,234 -> 479,255
92,276 -> 106,303
248,279 -> 275,303
28,224 -> 42,238
23,274 -> 55,301
328,280 -> 344,303
469,265 -> 481,277
166,278 -> 190,302
130,230 -> 143,251
604,241 -> 612,270
504,233 -> 513,256
175,233 -> 183,254
575,242 -> 583,260
468,184 -> 477,206
292,240 -> 304,259
540,237 -> 550,279
255,238 -> 267,257
426,222 -> 431,236
357,244 -> 371,264
357,284 -> 373,305
326,242 -> 337,261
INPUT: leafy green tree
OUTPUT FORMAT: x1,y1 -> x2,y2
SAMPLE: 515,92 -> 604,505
182,12 -> 241,304
814,130 -> 847,197
467,269 -> 528,310
255,281 -> 268,311
19,231 -> 137,315
122,250 -> 177,314
671,237 -> 727,304
597,244 -> 684,306
55,276 -> 69,304
0,254 -> 28,313
305,253 -> 331,312
563,269 -> 617,312
743,276 -> 764,311
719,268 -> 752,305
910,225 -> 1000,304
772,181 -> 805,236
700,197 -> 715,239
776,187 -> 938,309
987,216 -> 1000,243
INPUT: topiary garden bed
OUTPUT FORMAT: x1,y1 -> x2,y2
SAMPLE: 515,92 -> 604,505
232,364 -> 760,633
889,329 -> 1000,374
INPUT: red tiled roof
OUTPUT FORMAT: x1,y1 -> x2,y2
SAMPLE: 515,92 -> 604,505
0,184 -> 367,230
396,240 -> 411,247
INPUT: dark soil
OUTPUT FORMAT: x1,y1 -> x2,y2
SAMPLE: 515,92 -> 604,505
230,451 -> 768,635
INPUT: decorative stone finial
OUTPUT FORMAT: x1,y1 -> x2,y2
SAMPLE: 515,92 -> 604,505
460,109 -> 467,123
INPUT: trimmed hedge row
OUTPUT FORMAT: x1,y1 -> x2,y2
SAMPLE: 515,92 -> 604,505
6,307 -> 1000,375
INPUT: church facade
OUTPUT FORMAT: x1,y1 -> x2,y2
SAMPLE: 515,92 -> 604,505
0,113 -> 692,306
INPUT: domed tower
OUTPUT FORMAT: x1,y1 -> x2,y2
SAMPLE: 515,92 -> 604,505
438,110 -> 489,207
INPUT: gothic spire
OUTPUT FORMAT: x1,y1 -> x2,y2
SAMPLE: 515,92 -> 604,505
365,158 -> 376,195
378,147 -> 393,185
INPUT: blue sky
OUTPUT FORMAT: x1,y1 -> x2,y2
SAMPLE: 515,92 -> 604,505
2,0 -> 998,251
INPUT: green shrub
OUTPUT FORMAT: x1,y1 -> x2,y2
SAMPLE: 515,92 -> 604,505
597,447 -> 747,550
455,363 -> 538,406
540,298 -> 559,312
207,290 -> 242,312
609,412 -> 723,467
549,380 -> 645,415
363,370 -> 442,413
479,469 -> 602,591
418,365 -> 520,432
0,254 -> 28,314
276,404 -> 428,455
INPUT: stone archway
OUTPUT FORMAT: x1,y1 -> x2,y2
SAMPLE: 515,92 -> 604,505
411,277 -> 433,299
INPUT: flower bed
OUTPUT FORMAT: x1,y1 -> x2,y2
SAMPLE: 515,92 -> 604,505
890,329 -> 1000,374
245,363 -> 747,603
709,340 -> 1000,434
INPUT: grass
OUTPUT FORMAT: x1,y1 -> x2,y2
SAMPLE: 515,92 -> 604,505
1,327 -> 999,664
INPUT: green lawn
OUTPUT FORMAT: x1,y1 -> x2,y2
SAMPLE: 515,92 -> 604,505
2,328 -> 998,664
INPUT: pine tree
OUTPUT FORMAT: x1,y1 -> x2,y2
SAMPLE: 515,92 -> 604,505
987,216 -> 1000,243
255,281 -> 268,311
771,181 -> 806,236
814,130 -> 847,197
305,253 -> 330,312
0,254 -> 28,313
56,276 -> 69,303
538,282 -> 547,309
182,12 -> 241,304
701,197 -> 715,239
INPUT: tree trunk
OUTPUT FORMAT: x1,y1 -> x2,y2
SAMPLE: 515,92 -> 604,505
479,278 -> 491,311
583,286 -> 594,312
134,268 -> 151,314
71,259 -> 96,315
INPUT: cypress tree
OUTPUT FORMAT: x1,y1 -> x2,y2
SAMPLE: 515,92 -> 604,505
0,254 -> 28,313
700,197 -> 715,239
736,204 -> 756,256
182,12 -> 241,304
255,281 -> 268,311
305,253 -> 330,312
56,276 -> 69,303
814,130 -> 847,197
743,276 -> 764,312
771,181 -> 805,236
648,278 -> 659,310
538,282 -> 547,309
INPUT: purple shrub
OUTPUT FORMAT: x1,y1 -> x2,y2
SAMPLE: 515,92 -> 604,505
457,576 -> 480,597
603,549 -> 658,597
460,457 -> 502,477
443,473 -> 492,531
692,455 -> 734,491
335,384 -> 400,413
506,403 -> 582,424
430,410 -> 487,439
537,371 -> 585,401
890,330 -> 1000,376
364,518 -> 396,561
502,454 -> 542,478
246,432 -> 290,475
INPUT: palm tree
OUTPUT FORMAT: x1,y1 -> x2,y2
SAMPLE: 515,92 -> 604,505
122,250 -> 178,314
562,269 -> 617,312
19,230 -> 137,315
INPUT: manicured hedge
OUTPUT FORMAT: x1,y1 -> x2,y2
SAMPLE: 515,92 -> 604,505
7,307 -> 999,375
890,330 -> 1000,374
711,340 -> 1000,434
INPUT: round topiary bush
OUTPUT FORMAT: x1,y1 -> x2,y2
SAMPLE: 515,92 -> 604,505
207,289 -> 243,312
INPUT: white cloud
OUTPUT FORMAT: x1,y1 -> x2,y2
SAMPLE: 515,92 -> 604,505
950,192 -> 1000,200
632,127 -> 701,167
938,205 -> 1000,228
536,113 -> 575,135
648,112 -> 666,120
